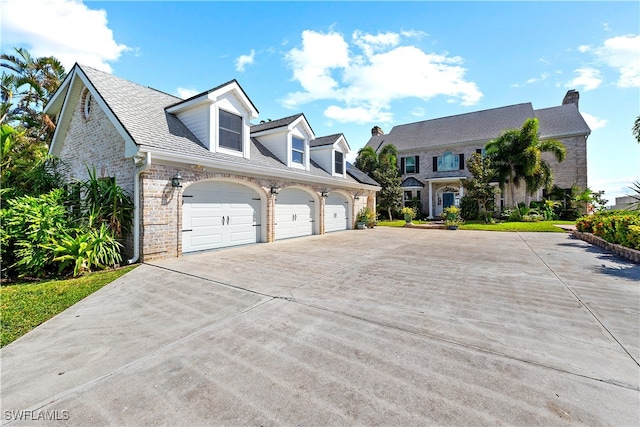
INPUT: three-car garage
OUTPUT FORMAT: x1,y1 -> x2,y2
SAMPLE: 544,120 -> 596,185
181,181 -> 353,253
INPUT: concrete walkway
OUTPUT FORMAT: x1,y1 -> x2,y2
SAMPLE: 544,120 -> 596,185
2,228 -> 639,425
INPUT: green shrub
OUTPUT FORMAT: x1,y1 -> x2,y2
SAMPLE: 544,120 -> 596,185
48,224 -> 123,276
460,196 -> 479,220
1,189 -> 70,278
576,211 -> 640,250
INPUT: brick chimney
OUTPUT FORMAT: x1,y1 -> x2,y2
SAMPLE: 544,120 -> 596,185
371,126 -> 384,136
562,89 -> 579,109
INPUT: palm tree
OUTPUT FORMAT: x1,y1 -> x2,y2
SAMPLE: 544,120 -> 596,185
486,118 -> 566,207
1,47 -> 66,141
355,143 -> 402,220
633,115 -> 640,144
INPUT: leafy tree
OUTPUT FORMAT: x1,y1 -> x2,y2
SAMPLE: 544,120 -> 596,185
1,47 -> 66,142
461,153 -> 498,222
1,124 -> 65,198
485,118 -> 566,207
633,115 -> 640,144
355,143 -> 402,220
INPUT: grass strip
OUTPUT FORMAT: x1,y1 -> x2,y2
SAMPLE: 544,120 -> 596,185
1,266 -> 137,347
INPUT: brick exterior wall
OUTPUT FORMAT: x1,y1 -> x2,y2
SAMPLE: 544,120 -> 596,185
399,133 -> 588,216
139,163 -> 376,261
57,86 -> 376,262
57,87 -> 137,257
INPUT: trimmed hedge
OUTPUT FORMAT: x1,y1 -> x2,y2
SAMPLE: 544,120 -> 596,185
576,211 -> 640,250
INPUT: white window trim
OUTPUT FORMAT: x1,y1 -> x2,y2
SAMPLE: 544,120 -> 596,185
289,135 -> 308,169
333,150 -> 345,176
215,106 -> 250,159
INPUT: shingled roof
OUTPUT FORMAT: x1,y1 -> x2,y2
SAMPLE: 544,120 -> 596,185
55,65 -> 375,187
250,113 -> 305,133
366,100 -> 590,152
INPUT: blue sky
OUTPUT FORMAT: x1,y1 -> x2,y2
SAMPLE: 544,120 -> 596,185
2,0 -> 638,202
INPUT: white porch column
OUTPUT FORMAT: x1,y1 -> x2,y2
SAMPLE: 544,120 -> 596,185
428,180 -> 433,219
459,181 -> 464,198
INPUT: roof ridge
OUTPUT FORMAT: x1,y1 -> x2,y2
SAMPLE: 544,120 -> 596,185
392,102 -> 534,129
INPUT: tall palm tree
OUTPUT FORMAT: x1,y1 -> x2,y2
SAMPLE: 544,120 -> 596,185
633,115 -> 640,144
486,118 -> 566,207
1,47 -> 66,142
355,143 -> 402,220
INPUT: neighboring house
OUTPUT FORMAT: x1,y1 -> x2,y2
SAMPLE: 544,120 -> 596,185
45,64 -> 379,262
365,90 -> 591,218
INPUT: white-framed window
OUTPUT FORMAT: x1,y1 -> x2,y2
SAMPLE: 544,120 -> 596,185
292,137 -> 305,164
334,151 -> 344,174
434,152 -> 463,172
403,156 -> 419,174
219,109 -> 243,151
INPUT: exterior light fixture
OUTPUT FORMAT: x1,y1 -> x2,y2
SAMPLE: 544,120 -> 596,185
270,186 -> 280,195
321,190 -> 330,198
354,191 -> 361,200
171,171 -> 182,188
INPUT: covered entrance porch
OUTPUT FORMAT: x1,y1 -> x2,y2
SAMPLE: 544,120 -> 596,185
425,177 -> 466,219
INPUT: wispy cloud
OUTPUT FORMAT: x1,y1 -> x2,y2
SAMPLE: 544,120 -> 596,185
580,112 -> 607,130
175,87 -> 200,99
282,29 -> 482,124
566,68 -> 602,91
235,49 -> 256,73
0,0 -> 129,73
575,34 -> 640,89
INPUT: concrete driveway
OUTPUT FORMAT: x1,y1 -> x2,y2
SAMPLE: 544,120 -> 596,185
2,228 -> 639,426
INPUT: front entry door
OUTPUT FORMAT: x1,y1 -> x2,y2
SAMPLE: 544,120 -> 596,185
443,193 -> 455,209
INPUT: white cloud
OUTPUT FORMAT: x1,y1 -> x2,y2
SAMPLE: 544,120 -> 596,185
175,87 -> 200,100
580,112 -> 607,130
235,49 -> 256,73
0,0 -> 129,73
282,29 -> 482,123
590,177 -> 638,202
566,68 -> 602,91
411,107 -> 426,117
577,45 -> 590,53
595,34 -> 640,88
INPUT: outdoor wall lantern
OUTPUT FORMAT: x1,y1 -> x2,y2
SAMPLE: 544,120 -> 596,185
270,186 -> 280,195
171,171 -> 182,188
354,191 -> 361,200
321,189 -> 330,198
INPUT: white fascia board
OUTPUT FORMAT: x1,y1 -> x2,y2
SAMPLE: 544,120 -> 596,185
540,131 -> 591,140
309,144 -> 332,151
165,95 -> 212,114
250,126 -> 288,138
335,136 -> 350,153
43,67 -> 74,115
209,83 -> 258,119
141,146 -> 380,191
289,115 -> 314,139
424,176 -> 467,182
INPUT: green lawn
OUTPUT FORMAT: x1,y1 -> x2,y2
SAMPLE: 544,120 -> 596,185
460,220 -> 575,232
1,266 -> 137,347
377,220 -> 429,227
378,219 -> 575,232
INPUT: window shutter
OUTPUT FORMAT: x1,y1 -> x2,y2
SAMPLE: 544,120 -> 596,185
415,156 -> 420,173
459,154 -> 464,170
400,157 -> 405,174
433,156 -> 438,172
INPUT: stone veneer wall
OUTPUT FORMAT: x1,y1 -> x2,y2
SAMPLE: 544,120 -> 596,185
140,163 -> 376,261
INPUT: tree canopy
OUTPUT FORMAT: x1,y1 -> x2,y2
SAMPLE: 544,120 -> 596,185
485,118 -> 566,207
355,143 -> 402,220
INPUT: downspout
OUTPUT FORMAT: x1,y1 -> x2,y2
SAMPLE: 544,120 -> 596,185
127,151 -> 151,264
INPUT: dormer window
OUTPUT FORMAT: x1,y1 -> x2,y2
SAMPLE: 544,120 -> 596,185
219,109 -> 242,151
292,137 -> 305,164
334,151 -> 344,174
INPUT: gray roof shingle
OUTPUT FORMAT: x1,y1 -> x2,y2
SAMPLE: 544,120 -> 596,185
250,113 -> 305,133
78,65 -> 372,187
309,133 -> 342,147
401,177 -> 425,188
366,101 -> 590,153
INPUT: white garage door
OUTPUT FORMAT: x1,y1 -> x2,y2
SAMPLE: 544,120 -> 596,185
182,182 -> 261,253
324,193 -> 349,232
275,188 -> 314,240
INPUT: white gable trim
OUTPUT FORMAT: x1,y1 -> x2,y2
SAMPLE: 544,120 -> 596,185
47,66 -> 138,158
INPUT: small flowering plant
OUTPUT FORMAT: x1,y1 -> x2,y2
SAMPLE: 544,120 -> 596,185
401,206 -> 416,219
